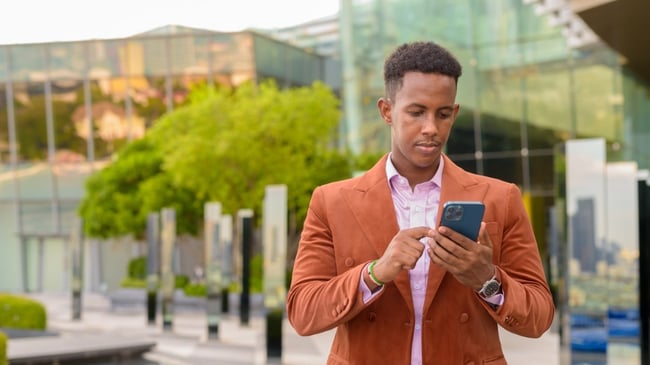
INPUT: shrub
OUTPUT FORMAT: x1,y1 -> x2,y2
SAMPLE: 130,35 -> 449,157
127,256 -> 147,280
175,274 -> 190,289
120,277 -> 147,288
122,256 -> 191,290
183,283 -> 206,297
250,254 -> 263,293
0,294 -> 47,330
0,331 -> 6,365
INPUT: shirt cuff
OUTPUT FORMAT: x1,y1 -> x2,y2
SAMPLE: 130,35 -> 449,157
481,292 -> 504,306
360,265 -> 383,303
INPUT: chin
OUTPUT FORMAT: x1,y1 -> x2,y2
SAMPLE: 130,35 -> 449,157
413,156 -> 439,169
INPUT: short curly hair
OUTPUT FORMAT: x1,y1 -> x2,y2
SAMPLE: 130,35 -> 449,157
384,41 -> 462,99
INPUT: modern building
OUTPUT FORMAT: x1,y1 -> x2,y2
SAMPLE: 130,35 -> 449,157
337,1 -> 649,363
0,27 -> 340,292
264,13 -> 340,58
338,0 -> 649,260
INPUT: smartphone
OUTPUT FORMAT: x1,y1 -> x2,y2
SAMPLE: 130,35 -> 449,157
440,201 -> 485,241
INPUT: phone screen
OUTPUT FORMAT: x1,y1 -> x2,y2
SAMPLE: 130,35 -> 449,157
440,201 -> 485,241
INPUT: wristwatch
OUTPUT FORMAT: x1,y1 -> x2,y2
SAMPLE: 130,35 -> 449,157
477,274 -> 501,299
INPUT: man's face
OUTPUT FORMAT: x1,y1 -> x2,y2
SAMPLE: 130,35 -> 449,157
378,71 -> 459,180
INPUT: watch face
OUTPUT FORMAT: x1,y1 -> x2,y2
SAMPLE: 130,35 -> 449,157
481,280 -> 501,297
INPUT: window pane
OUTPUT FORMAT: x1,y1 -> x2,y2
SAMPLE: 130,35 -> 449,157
483,156 -> 523,186
10,45 -> 46,82
447,109 -> 476,155
529,154 -> 554,194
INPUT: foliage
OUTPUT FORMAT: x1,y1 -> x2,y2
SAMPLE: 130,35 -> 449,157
177,253 -> 286,296
250,254 -> 264,294
120,256 -> 190,290
78,138 -> 202,238
128,256 -> 147,280
147,80 -> 346,226
183,283 -> 207,297
353,151 -> 385,172
0,294 -> 47,330
0,331 -> 5,365
120,277 -> 147,288
175,274 -> 190,289
78,79 -> 350,244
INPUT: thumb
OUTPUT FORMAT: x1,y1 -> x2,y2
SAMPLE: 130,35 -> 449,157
477,222 -> 492,248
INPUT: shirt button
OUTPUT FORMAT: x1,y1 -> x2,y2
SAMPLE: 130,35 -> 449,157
415,324 -> 421,330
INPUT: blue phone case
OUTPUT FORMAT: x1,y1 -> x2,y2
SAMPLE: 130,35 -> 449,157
440,201 -> 485,241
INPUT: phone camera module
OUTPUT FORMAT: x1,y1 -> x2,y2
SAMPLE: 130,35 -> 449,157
445,205 -> 464,221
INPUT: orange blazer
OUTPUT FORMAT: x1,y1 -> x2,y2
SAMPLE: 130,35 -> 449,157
287,153 -> 555,365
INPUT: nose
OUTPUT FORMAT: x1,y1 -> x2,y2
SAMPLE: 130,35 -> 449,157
421,113 -> 438,136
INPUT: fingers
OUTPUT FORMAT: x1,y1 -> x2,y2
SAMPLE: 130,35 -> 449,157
476,222 -> 493,248
428,223 -> 482,268
427,233 -> 468,266
428,221 -> 496,288
375,226 -> 434,282
437,222 -> 485,248
406,226 -> 436,240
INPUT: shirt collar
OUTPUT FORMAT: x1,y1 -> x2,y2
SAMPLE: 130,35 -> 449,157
385,153 -> 444,188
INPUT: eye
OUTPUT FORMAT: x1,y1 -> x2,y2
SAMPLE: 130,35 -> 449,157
438,111 -> 452,119
408,110 -> 425,117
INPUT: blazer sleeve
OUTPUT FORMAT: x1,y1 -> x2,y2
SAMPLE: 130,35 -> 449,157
286,186 -> 373,336
483,183 -> 555,338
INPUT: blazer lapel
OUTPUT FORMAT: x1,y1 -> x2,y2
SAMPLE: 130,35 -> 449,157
423,155 -> 489,313
341,154 -> 414,315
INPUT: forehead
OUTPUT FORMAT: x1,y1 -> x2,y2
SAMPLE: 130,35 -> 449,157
393,72 -> 457,103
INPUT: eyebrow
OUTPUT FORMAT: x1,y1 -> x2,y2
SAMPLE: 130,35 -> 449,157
405,102 -> 455,111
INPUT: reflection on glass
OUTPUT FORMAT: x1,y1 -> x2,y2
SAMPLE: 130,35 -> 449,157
565,138 -> 607,364
605,162 -> 639,365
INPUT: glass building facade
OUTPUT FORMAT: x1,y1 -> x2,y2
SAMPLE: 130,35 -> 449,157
339,1 -> 650,363
0,28 -> 339,292
339,0 -> 650,266
341,0 -> 650,171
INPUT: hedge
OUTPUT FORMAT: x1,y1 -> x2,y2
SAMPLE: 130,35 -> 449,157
0,331 -> 6,365
0,294 -> 47,330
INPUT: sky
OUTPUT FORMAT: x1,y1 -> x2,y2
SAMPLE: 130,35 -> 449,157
0,0 -> 340,45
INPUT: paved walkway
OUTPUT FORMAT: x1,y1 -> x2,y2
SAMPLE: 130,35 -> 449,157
8,292 -> 560,364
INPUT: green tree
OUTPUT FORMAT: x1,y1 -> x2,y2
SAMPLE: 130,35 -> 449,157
78,80 -> 350,250
78,138 -> 201,239
148,80 -> 348,222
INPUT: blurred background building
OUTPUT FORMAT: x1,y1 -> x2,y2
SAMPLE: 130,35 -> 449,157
0,28 -> 340,292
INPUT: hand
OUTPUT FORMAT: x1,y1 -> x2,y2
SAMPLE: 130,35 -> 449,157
427,222 -> 495,290
372,226 -> 435,284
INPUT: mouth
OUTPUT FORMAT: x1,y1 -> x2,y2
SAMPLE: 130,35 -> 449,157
414,142 -> 439,155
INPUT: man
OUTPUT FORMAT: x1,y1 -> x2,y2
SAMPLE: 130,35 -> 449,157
287,41 -> 554,365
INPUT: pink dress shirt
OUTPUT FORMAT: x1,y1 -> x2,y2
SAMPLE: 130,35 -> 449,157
360,155 -> 503,365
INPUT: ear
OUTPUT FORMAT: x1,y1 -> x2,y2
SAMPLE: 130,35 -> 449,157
377,97 -> 392,125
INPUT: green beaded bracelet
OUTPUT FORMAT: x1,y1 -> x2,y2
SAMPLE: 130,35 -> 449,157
368,260 -> 384,286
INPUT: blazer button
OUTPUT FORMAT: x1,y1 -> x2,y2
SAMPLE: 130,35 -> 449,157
344,257 -> 354,267
459,313 -> 469,323
367,312 -> 376,322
